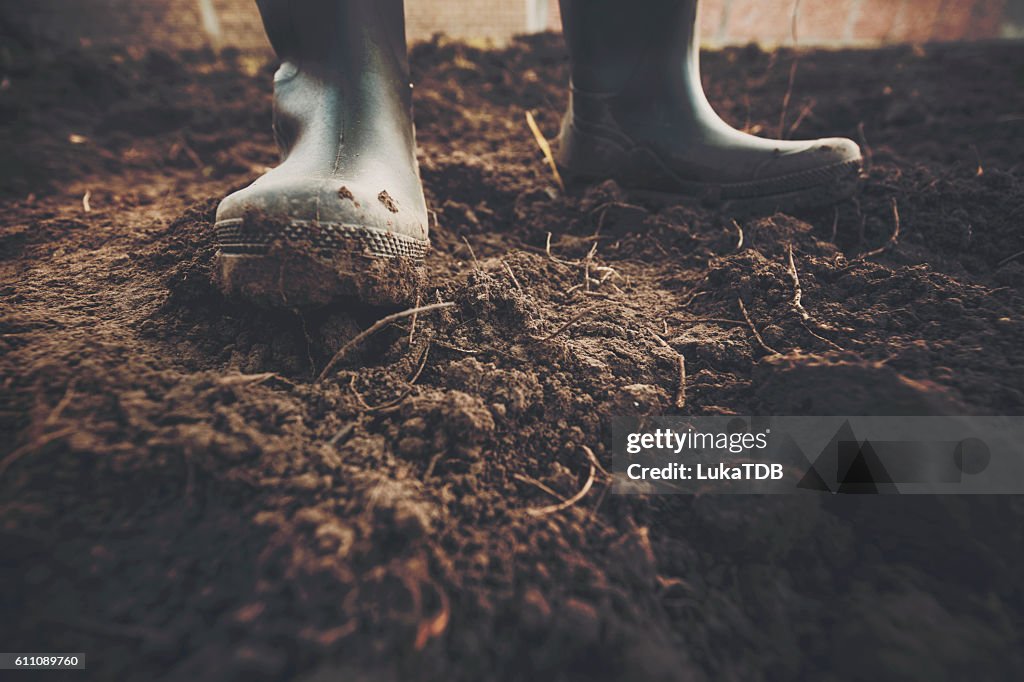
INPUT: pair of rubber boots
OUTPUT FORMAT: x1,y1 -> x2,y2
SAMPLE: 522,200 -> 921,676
216,0 -> 862,307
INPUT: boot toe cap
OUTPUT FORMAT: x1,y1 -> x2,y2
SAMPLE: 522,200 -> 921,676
216,174 -> 427,239
754,136 -> 862,180
810,136 -> 862,165
214,172 -> 430,261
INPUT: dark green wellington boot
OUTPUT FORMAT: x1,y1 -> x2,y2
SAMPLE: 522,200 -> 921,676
215,0 -> 428,307
556,0 -> 862,213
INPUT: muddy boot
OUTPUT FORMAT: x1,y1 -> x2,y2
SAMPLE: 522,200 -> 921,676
556,0 -> 863,213
214,0 -> 429,307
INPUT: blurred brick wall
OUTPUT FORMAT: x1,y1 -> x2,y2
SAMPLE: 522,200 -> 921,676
3,0 -> 1021,51
700,0 -> 1016,45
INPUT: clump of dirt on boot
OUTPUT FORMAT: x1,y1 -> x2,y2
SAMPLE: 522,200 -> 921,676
214,211 -> 428,308
2,34 -> 1024,681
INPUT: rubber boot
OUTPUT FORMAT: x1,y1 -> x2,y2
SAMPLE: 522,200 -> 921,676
215,0 -> 428,307
556,0 -> 862,213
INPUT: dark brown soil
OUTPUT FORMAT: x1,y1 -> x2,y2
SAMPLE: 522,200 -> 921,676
2,33 -> 1024,681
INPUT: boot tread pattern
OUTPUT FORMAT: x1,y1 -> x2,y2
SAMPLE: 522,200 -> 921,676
215,218 -> 429,260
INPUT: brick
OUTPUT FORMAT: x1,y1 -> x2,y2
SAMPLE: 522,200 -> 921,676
406,0 -> 526,43
546,0 -> 561,31
720,0 -> 801,45
884,0 -> 944,43
850,0 -> 906,42
964,0 -> 1009,40
214,0 -> 270,51
795,0 -> 859,43
930,0 -> 977,41
698,0 -> 728,44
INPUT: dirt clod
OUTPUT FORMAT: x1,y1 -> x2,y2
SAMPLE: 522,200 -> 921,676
378,190 -> 400,213
338,185 -> 357,204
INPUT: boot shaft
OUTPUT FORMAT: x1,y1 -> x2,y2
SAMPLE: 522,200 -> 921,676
559,0 -> 701,95
254,0 -> 418,174
256,0 -> 409,81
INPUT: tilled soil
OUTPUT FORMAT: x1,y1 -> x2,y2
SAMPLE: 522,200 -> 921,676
2,33 -> 1024,681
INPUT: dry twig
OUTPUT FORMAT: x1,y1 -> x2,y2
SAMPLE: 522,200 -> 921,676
364,342 -> 432,413
778,0 -> 803,138
423,451 -> 444,479
413,579 -> 451,651
684,317 -> 747,325
216,372 -> 278,387
525,110 -> 565,193
0,427 -> 75,479
432,339 -> 479,355
407,341 -> 431,386
524,445 -> 606,517
318,301 -> 455,381
590,201 -> 645,235
461,235 -> 480,268
513,473 -> 564,500
675,354 -> 687,410
997,250 -> 1024,268
502,260 -> 522,290
857,122 -> 873,172
852,198 -> 901,263
787,98 -> 816,137
328,422 -> 357,446
646,327 -> 687,410
786,244 -> 808,320
530,306 -> 597,345
45,380 -> 77,425
779,63 -> 800,138
648,327 -> 672,349
349,374 -> 372,410
786,245 -> 844,351
545,232 -> 580,266
738,298 -> 781,356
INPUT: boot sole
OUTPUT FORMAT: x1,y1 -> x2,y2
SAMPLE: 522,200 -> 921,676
567,158 -> 864,216
214,218 -> 429,308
